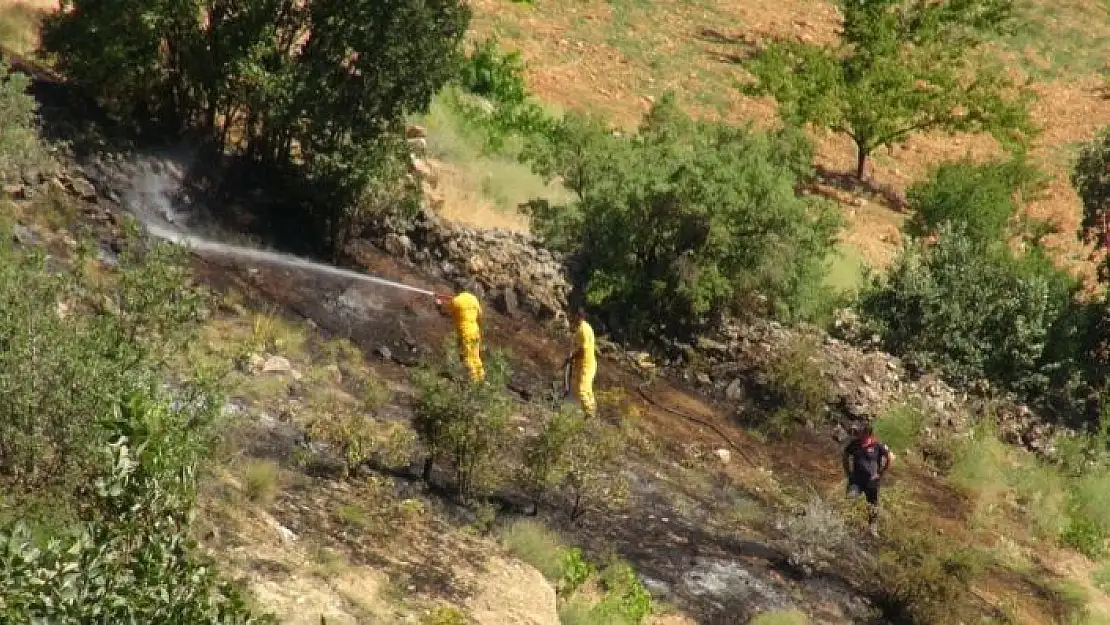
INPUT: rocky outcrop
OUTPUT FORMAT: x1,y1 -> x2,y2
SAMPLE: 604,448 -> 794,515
676,316 -> 1060,457
360,210 -> 570,322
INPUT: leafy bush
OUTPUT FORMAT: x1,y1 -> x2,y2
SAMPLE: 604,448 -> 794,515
520,405 -> 628,519
0,62 -> 50,183
1062,515 -> 1105,559
760,336 -> 833,436
905,154 -> 1047,244
858,222 -> 1084,404
592,560 -> 654,624
0,392 -> 270,623
0,227 -> 207,507
1074,126 -> 1110,282
522,94 -> 841,342
411,349 -> 514,499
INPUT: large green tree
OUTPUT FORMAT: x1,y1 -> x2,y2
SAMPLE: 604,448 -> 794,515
43,0 -> 470,254
523,95 -> 841,342
743,0 -> 1035,180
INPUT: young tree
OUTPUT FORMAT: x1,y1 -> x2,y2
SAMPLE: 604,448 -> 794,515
743,0 -> 1035,180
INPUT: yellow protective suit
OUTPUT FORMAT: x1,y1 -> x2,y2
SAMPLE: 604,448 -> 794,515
449,292 -> 484,382
573,319 -> 597,417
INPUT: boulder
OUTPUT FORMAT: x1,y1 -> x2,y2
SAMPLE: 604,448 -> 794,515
69,177 -> 98,202
494,286 -> 520,317
464,556 -> 559,625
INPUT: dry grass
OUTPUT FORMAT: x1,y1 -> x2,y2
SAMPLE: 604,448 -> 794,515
0,0 -> 53,55
467,0 -> 1110,275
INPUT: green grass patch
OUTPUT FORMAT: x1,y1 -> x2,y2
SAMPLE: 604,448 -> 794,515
823,243 -> 869,294
750,610 -> 809,625
242,459 -> 280,506
416,89 -> 572,215
873,402 -> 925,455
501,519 -> 566,581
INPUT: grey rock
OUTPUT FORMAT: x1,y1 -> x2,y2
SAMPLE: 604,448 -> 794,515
70,177 -> 98,201
11,224 -> 35,246
494,286 -> 519,317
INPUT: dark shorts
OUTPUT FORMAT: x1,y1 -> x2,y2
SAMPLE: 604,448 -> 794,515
847,478 -> 880,505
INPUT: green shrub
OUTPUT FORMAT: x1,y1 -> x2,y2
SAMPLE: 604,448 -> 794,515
411,349 -> 514,498
1063,515 -> 1106,559
0,62 -> 51,183
858,222 -> 1084,404
558,547 -> 596,597
760,336 -> 832,436
873,402 -> 925,454
422,605 -> 469,625
592,560 -> 653,624
520,405 -> 628,519
522,94 -> 841,342
906,154 -> 1047,244
0,392 -> 270,623
0,227 -> 207,508
243,459 -> 280,505
1092,561 -> 1110,594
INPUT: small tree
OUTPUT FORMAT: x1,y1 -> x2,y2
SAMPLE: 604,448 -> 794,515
411,349 -> 514,500
743,0 -> 1035,180
906,154 -> 1048,244
520,406 -> 628,520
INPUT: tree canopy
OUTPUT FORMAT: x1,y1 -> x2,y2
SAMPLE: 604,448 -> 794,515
522,94 -> 841,342
743,0 -> 1035,179
44,0 -> 471,255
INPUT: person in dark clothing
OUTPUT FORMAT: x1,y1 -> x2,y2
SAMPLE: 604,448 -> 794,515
842,423 -> 894,534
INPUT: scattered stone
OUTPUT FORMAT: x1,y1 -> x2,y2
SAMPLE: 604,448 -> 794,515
407,136 -> 427,155
493,286 -> 519,317
3,184 -> 25,200
696,372 -> 712,386
11,224 -> 35,246
69,177 -> 98,202
262,355 -> 293,374
375,346 -> 393,362
714,448 -> 731,464
725,379 -> 745,402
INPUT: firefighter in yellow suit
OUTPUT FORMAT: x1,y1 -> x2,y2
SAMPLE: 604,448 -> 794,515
563,308 -> 597,417
436,290 -> 485,382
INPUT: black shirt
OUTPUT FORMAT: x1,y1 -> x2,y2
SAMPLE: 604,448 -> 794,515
844,437 -> 890,484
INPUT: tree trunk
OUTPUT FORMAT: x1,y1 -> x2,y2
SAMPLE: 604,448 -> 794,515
855,143 -> 870,181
